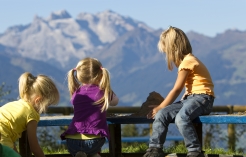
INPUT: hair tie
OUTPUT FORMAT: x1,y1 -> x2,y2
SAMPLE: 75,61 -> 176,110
73,68 -> 76,71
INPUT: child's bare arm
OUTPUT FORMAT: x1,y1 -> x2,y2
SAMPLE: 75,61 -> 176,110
27,120 -> 45,157
147,69 -> 190,119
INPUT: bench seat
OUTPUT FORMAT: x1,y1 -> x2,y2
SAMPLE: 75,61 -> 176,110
19,115 -> 246,157
38,115 -> 246,126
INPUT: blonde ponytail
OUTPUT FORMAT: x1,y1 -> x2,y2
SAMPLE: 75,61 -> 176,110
67,69 -> 80,97
97,68 -> 112,112
18,72 -> 60,113
19,72 -> 36,100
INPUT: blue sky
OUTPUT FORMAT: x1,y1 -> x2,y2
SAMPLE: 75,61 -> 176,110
0,0 -> 245,37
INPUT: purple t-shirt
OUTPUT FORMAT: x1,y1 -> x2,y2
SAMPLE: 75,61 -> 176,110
60,84 -> 109,140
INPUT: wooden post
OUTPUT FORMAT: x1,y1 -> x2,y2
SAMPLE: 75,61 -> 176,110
227,105 -> 235,151
108,124 -> 122,157
194,123 -> 203,148
19,131 -> 32,157
149,124 -> 152,136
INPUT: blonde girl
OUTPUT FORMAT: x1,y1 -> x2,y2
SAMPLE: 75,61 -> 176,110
61,57 -> 119,157
0,72 -> 60,157
143,27 -> 215,157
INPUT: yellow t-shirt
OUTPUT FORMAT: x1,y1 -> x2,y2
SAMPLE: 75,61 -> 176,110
178,53 -> 215,97
65,133 -> 101,140
0,99 -> 40,147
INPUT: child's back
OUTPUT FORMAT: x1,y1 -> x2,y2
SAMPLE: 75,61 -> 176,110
0,99 -> 39,147
61,84 -> 109,139
179,53 -> 214,96
61,57 -> 119,157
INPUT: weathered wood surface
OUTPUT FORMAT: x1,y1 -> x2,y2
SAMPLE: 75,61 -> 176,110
38,115 -> 246,126
18,115 -> 246,157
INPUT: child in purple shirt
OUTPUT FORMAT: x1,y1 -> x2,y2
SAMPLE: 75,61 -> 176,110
61,57 -> 119,157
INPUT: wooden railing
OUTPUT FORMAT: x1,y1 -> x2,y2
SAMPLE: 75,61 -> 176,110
45,105 -> 246,151
20,114 -> 246,157
46,105 -> 246,115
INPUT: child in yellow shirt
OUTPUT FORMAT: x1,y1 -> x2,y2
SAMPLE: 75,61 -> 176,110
0,72 -> 60,157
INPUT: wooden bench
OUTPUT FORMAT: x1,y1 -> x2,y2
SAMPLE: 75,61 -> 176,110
19,115 -> 246,157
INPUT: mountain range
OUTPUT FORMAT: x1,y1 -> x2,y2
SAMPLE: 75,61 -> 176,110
0,10 -> 246,106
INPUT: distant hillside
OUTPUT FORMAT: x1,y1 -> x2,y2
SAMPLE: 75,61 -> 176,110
0,46 -> 69,106
0,10 -> 246,106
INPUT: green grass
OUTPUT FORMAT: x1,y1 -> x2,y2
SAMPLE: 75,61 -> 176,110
42,143 -> 245,155
42,147 -> 69,154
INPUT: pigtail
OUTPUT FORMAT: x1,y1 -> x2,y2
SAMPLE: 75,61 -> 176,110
18,72 -> 36,100
67,69 -> 80,97
97,68 -> 112,112
18,72 -> 60,113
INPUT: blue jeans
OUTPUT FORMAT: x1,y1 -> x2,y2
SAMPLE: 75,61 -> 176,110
66,137 -> 105,157
149,94 -> 214,152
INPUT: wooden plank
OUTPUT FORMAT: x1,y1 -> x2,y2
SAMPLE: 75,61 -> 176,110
19,131 -> 32,157
38,115 -> 73,126
121,136 -> 183,142
194,115 -> 246,124
46,106 -> 246,115
30,115 -> 246,157
38,115 -> 246,126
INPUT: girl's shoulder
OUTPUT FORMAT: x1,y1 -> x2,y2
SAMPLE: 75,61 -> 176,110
183,54 -> 200,64
179,54 -> 199,70
184,53 -> 196,60
73,84 -> 102,97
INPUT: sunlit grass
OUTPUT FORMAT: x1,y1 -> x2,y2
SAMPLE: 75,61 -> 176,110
43,143 -> 245,155
43,147 -> 69,154
204,148 -> 244,155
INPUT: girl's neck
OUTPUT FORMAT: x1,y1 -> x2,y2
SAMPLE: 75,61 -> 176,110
21,98 -> 39,113
82,83 -> 99,86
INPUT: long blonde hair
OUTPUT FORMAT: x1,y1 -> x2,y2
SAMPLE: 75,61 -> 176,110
158,26 -> 192,70
67,57 -> 112,112
18,72 -> 60,113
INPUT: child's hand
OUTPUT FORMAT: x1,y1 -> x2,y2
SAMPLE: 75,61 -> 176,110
27,120 -> 45,157
147,105 -> 161,119
109,93 -> 119,106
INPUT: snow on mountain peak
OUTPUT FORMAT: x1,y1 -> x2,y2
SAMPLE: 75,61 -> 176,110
0,10 -> 154,68
76,10 -> 153,43
48,10 -> 72,20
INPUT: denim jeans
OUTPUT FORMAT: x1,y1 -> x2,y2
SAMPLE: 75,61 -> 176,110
66,137 -> 105,157
149,94 -> 214,152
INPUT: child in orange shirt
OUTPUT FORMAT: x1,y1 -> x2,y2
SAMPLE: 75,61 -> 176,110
143,26 -> 215,157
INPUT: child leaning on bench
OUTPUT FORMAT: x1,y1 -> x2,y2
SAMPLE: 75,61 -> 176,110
0,72 -> 60,157
60,57 -> 119,157
143,26 -> 215,157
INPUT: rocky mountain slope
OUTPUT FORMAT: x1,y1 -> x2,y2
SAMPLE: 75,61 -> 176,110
0,10 -> 246,106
